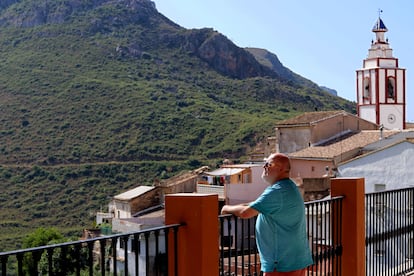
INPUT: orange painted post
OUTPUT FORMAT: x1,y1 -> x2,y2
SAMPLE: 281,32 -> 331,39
165,193 -> 219,276
331,178 -> 365,276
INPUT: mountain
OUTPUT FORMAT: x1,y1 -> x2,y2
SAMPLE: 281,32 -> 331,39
246,48 -> 339,95
0,0 -> 355,250
245,47 -> 319,88
320,86 -> 338,96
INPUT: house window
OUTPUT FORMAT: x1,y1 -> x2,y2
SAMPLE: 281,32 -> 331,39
374,184 -> 386,192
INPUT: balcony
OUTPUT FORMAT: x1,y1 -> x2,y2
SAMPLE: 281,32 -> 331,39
1,178 -> 413,275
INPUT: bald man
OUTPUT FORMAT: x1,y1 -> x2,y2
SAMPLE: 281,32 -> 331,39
221,153 -> 313,276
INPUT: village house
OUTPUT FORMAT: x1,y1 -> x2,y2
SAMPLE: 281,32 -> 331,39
271,110 -> 379,154
338,136 -> 414,192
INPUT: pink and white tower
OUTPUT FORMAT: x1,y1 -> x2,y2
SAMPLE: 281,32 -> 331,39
356,13 -> 406,130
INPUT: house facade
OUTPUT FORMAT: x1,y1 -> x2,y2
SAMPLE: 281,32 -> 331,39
288,129 -> 399,179
272,110 -> 378,154
337,139 -> 414,193
197,163 -> 269,204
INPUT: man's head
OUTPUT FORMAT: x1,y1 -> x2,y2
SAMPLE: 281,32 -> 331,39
261,153 -> 291,185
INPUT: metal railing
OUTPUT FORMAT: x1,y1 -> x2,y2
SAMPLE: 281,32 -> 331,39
218,196 -> 344,276
219,215 -> 260,276
306,196 -> 344,276
0,224 -> 181,276
366,187 -> 414,276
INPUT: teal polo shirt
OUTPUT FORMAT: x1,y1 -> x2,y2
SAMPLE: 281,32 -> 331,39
249,178 -> 313,272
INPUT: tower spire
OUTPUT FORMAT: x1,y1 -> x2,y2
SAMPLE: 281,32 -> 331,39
370,10 -> 391,58
378,8 -> 382,18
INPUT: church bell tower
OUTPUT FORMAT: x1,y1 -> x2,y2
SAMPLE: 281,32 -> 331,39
356,13 -> 406,130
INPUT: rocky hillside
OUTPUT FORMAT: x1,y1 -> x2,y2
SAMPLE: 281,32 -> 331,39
0,0 -> 355,250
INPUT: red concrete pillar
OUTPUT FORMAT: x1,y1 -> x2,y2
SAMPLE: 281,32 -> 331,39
165,193 -> 219,276
331,178 -> 365,276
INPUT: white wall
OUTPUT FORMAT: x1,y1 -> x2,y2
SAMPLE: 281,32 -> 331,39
338,141 -> 414,193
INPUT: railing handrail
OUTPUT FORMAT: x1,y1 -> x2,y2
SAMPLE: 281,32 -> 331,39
0,223 -> 182,256
365,186 -> 414,195
305,195 -> 344,205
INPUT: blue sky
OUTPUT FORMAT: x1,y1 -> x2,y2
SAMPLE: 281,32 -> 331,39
152,0 -> 414,121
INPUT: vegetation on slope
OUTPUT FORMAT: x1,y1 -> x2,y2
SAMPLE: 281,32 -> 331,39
0,0 -> 355,251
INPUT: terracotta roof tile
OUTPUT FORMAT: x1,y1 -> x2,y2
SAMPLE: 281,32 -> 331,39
289,130 -> 399,159
276,111 -> 345,126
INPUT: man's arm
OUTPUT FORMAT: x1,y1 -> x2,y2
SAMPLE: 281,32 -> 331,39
221,204 -> 259,219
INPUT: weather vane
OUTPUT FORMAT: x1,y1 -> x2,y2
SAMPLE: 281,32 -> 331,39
378,8 -> 383,18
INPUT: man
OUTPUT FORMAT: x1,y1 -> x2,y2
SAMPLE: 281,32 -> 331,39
221,153 -> 313,276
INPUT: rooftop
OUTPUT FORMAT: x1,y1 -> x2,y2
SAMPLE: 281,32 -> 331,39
289,130 -> 399,159
276,110 -> 346,126
113,186 -> 155,201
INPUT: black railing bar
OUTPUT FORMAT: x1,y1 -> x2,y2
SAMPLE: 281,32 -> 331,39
241,218 -> 245,276
145,232 -> 150,275
155,230 -> 160,276
324,200 -> 329,275
234,216 -> 238,275
226,216 -> 232,275
399,192 -> 405,274
123,235 -> 129,276
0,223 -> 182,257
247,218 -> 252,275
338,195 -> 343,276
219,217 -> 225,276
63,246 -> 69,275
111,237 -> 117,276
174,225 -> 180,276
396,191 -> 401,275
253,216 -> 258,276
88,240 -> 95,276
134,233 -> 139,276
316,201 -> 320,273
75,244 -> 82,276
99,240 -> 106,276
46,248 -> 53,275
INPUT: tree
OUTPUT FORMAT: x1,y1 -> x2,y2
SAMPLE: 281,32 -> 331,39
22,227 -> 65,275
22,227 -> 64,248
22,227 -> 92,275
